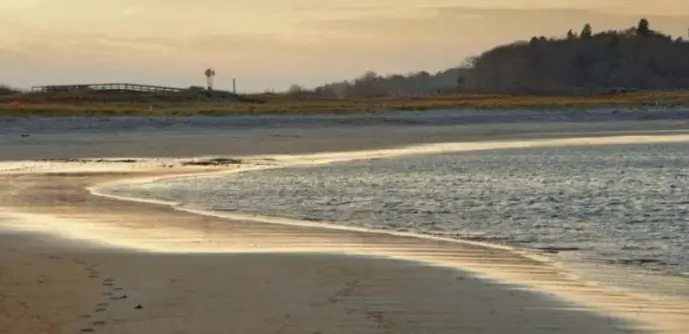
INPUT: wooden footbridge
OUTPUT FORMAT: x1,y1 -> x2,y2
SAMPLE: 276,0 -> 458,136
30,83 -> 187,93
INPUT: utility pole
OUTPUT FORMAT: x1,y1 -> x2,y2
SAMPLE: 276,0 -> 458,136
232,78 -> 236,94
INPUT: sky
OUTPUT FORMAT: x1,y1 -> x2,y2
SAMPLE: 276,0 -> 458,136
1,0 -> 688,92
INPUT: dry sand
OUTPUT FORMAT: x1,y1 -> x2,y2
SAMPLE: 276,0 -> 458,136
1,133 -> 689,333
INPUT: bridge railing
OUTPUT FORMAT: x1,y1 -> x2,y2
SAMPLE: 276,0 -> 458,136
30,83 -> 187,93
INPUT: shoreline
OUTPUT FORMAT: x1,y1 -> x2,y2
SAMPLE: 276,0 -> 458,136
2,134 -> 689,333
86,134 -> 689,298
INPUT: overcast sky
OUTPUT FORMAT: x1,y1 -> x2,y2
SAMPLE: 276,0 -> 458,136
1,0 -> 688,92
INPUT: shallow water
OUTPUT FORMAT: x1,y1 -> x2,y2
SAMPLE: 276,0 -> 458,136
104,142 -> 689,276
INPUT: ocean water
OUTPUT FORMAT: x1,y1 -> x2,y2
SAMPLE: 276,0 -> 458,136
102,142 -> 689,276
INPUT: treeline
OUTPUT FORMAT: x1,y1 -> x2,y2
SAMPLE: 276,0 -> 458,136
298,19 -> 689,97
467,19 -> 689,94
293,67 -> 470,98
0,85 -> 21,96
314,67 -> 467,97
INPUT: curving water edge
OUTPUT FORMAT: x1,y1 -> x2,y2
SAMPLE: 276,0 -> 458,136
85,134 -> 689,301
2,132 -> 687,332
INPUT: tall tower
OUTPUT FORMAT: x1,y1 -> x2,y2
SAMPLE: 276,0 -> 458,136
204,68 -> 216,91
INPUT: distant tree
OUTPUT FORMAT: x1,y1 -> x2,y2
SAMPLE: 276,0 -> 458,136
566,29 -> 576,40
288,84 -> 304,94
361,71 -> 378,81
349,71 -> 383,97
581,24 -> 593,38
637,18 -> 651,37
0,85 -> 20,96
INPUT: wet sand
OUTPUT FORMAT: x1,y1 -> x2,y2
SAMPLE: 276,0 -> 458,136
0,236 -> 650,334
1,169 -> 688,333
0,171 -> 651,334
1,123 -> 689,333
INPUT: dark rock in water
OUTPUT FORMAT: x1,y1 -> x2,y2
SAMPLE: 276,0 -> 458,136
616,258 -> 664,265
93,159 -> 138,163
182,157 -> 242,166
20,133 -> 30,138
534,247 -> 580,254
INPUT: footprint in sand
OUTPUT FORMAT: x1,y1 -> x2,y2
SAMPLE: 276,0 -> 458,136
94,308 -> 107,313
92,321 -> 106,327
97,302 -> 109,307
87,269 -> 100,278
79,328 -> 95,333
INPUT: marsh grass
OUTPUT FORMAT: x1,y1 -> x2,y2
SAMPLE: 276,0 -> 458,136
1,91 -> 688,117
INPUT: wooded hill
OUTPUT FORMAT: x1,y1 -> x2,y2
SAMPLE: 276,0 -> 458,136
307,19 -> 689,97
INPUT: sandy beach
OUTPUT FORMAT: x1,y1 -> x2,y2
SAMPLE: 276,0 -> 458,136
2,118 -> 689,334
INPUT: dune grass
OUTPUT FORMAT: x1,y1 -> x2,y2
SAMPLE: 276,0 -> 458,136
1,91 -> 688,117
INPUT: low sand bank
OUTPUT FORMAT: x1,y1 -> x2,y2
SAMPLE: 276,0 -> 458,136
2,133 -> 689,333
2,118 -> 688,161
